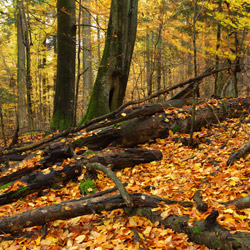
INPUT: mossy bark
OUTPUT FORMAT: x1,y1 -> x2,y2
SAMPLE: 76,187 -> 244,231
79,0 -> 138,124
51,0 -> 76,130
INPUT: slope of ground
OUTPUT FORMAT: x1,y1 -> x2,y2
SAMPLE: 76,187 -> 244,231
0,115 -> 250,249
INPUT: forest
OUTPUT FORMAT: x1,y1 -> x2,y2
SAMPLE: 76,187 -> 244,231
0,0 -> 250,249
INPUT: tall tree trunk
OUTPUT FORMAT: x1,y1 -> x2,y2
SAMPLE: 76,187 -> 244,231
51,0 -> 76,130
79,0 -> 138,124
75,0 -> 82,124
146,30 -> 152,97
16,0 -> 27,130
95,0 -> 101,64
82,0 -> 93,112
214,0 -> 222,97
20,0 -> 34,130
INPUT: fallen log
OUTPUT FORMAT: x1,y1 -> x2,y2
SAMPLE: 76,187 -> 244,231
0,67 -> 229,158
0,140 -> 74,187
0,193 -> 192,234
0,161 -> 82,206
74,97 -> 250,149
223,195 -> 250,209
0,148 -> 162,187
133,208 -> 250,250
0,193 -> 248,249
227,141 -> 250,166
0,148 -> 162,205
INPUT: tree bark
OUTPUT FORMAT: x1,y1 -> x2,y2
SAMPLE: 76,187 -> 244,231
82,0 -> 93,111
0,194 -> 248,249
0,148 -> 162,205
16,0 -> 27,130
79,0 -> 138,123
74,97 -> 250,149
227,141 -> 250,166
51,0 -> 76,130
0,193 -> 192,234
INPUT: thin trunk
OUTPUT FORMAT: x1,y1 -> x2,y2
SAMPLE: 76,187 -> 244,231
20,0 -> 33,130
75,0 -> 82,124
233,32 -> 239,97
214,0 -> 222,97
156,24 -> 162,101
189,0 -> 198,146
16,0 -> 26,130
146,31 -> 152,97
96,0 -> 101,63
82,0 -> 93,112
0,101 -> 6,146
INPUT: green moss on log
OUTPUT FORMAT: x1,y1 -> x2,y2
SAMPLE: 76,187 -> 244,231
0,182 -> 13,190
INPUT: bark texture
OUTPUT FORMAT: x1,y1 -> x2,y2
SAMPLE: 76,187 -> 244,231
79,0 -> 138,123
51,0 -> 76,129
75,97 -> 250,149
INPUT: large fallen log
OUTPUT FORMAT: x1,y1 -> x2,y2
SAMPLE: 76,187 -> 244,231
133,208 -> 250,249
0,193 -> 192,234
0,193 -> 248,249
0,148 -> 162,205
74,97 -> 250,149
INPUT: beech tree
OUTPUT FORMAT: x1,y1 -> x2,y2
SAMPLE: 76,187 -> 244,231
79,0 -> 138,123
51,0 -> 76,130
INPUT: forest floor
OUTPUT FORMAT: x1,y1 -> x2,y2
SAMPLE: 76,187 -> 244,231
0,114 -> 250,249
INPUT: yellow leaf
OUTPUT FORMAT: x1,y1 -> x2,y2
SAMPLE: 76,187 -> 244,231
143,226 -> 152,236
35,236 -> 41,245
121,112 -> 126,117
75,235 -> 86,244
169,130 -> 174,136
138,232 -> 144,239
128,217 -> 138,226
165,235 -> 172,243
65,206 -> 71,211
161,210 -> 170,219
230,180 -> 236,186
165,118 -> 169,122
224,208 -> 234,214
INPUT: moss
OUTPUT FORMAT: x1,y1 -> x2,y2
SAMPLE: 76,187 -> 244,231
86,150 -> 94,155
72,138 -> 85,147
0,182 -> 13,190
113,120 -> 128,128
78,15 -> 113,126
50,111 -> 72,130
192,225 -> 202,234
173,125 -> 181,133
80,178 -> 97,195
10,186 -> 30,198
211,239 -> 219,247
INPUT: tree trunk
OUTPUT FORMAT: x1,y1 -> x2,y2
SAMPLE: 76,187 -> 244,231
20,0 -> 34,130
51,0 -> 76,130
16,0 -> 27,130
82,0 -> 93,112
79,0 -> 138,123
214,0 -> 222,97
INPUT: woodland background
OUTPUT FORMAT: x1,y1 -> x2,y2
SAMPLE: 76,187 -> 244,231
0,0 -> 249,138
0,1 -> 250,249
